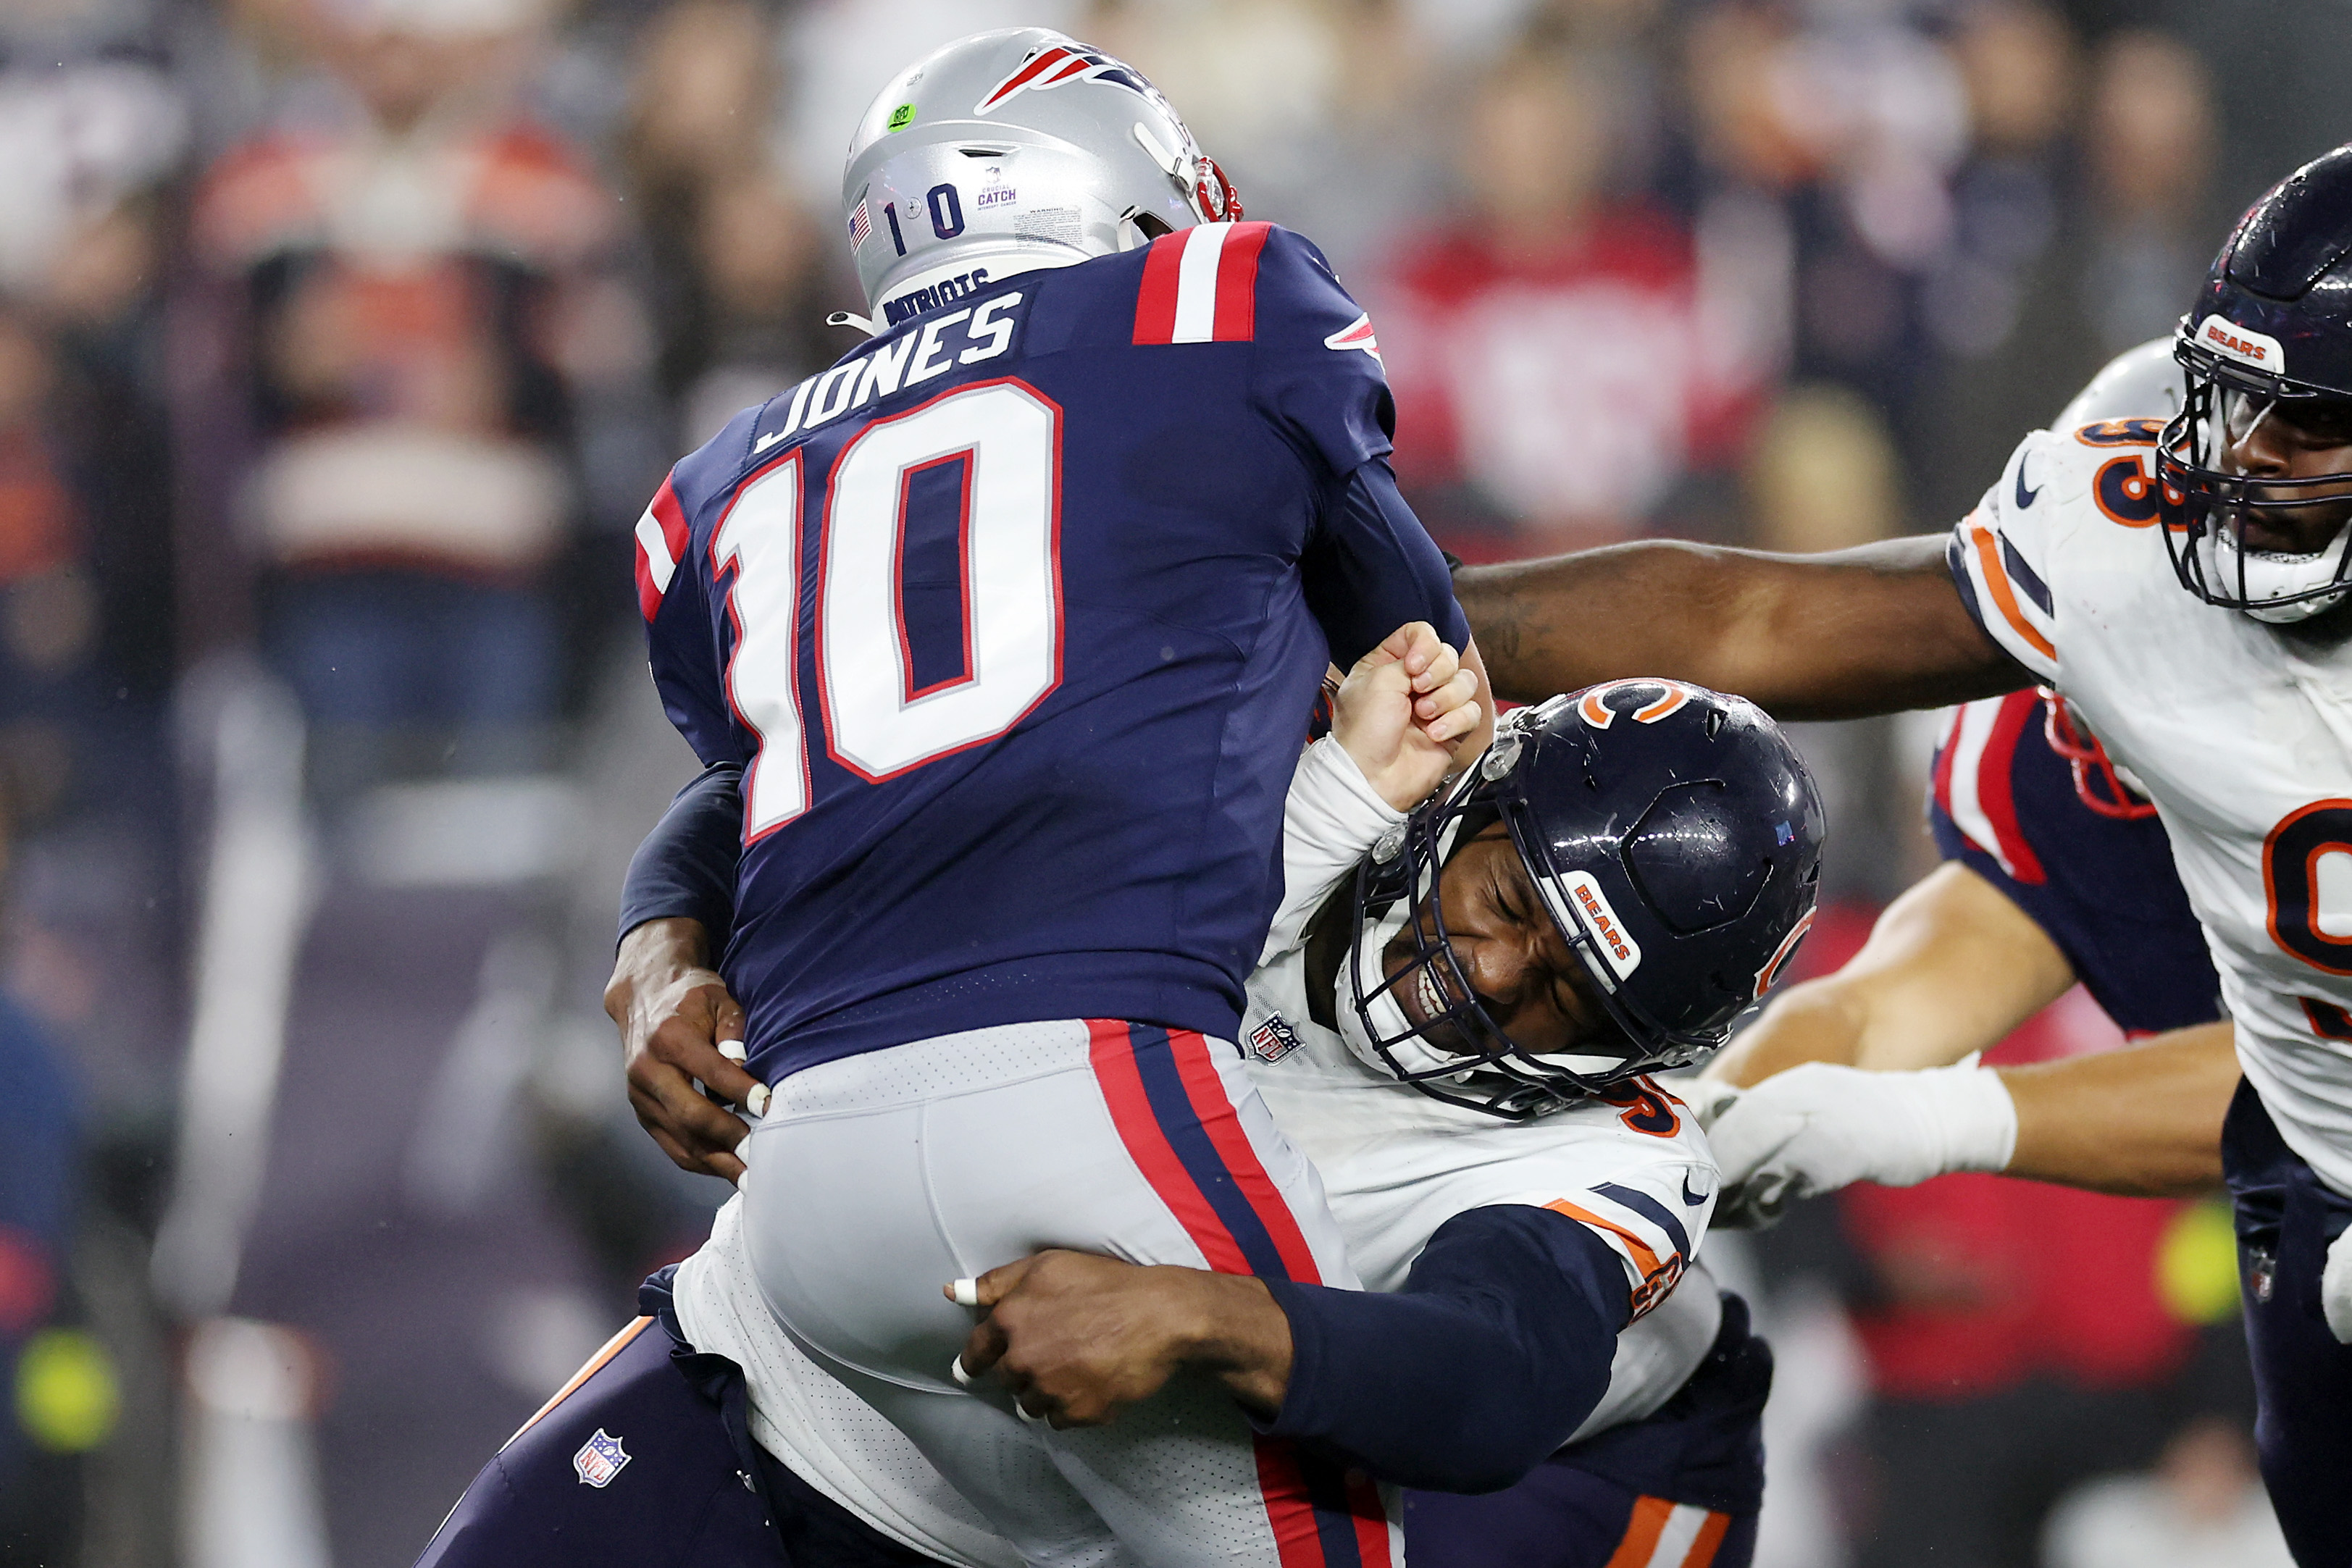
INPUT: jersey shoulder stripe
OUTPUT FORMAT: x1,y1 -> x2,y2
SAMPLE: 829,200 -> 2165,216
1133,221 -> 1273,345
1542,1191 -> 1691,1322
1959,512 -> 2056,663
633,475 -> 691,622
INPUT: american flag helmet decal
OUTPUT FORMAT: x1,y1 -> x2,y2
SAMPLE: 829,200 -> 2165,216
847,196 -> 873,253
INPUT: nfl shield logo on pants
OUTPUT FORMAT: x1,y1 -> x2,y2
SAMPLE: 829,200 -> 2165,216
573,1428 -> 631,1488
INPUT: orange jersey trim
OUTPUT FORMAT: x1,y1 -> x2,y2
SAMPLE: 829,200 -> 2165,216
502,1315 -> 653,1450
1544,1197 -> 1663,1277
1967,521 -> 2056,663
1604,1496 -> 1677,1568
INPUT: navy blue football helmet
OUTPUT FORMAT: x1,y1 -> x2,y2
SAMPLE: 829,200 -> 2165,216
2159,143 -> 2352,622
1344,680 -> 1825,1120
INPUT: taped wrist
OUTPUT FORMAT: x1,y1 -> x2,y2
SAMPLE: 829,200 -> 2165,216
1918,1055 -> 2021,1176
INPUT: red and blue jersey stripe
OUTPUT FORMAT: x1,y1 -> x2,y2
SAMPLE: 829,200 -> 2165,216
1133,222 -> 1275,347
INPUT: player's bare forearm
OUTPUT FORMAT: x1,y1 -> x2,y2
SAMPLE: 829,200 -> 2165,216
1706,863 -> 2077,1088
1455,537 -> 2032,719
955,1252 -> 1291,1426
606,916 -> 761,1183
1997,1022 -> 2237,1196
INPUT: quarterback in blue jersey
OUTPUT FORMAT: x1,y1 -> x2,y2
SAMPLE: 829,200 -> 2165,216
424,650 -> 1820,1568
627,28 -> 1483,1564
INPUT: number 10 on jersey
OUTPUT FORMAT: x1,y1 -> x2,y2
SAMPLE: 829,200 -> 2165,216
712,380 -> 1066,839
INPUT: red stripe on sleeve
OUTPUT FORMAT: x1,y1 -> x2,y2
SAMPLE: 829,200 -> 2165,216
1086,1021 -> 1250,1273
1976,689 -> 2048,885
1252,1438 -> 1339,1568
634,540 -> 663,623
1132,230 -> 1189,345
1212,221 -> 1273,342
650,475 -> 690,561
1163,1029 -> 1323,1284
1929,705 -> 1962,822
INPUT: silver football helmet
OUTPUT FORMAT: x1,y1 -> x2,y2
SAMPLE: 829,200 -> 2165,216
840,29 -> 1242,327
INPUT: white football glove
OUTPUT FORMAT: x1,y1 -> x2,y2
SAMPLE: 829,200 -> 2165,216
1700,1059 -> 2020,1229
2323,1227 -> 2352,1345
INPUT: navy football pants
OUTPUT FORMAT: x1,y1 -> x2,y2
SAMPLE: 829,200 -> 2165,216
412,1312 -> 934,1568
2225,1080 -> 2352,1568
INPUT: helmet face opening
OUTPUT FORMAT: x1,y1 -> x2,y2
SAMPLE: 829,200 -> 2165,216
2158,361 -> 2352,620
1342,687 -> 1824,1123
2158,144 -> 2352,621
1345,779 -> 1652,1123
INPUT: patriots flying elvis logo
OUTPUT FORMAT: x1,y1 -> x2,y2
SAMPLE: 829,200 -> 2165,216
975,45 -> 1154,113
1323,313 -> 1381,361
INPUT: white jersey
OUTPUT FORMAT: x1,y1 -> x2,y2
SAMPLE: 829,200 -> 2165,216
672,734 -> 1728,1567
1949,340 -> 2352,1195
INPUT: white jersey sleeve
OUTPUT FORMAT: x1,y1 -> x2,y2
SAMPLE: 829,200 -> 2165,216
1946,428 -> 2064,685
1478,1088 -> 1712,1322
1260,735 -> 1402,965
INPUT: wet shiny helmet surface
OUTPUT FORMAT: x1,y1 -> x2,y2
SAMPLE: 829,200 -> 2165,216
840,29 -> 1241,326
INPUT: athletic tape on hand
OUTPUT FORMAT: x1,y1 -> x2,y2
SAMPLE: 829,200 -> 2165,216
744,1083 -> 770,1119
718,1039 -> 748,1064
950,1278 -> 981,1308
950,1354 -> 975,1388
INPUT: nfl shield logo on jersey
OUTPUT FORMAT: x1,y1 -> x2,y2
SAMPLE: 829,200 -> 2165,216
1249,1014 -> 1302,1063
572,1429 -> 631,1488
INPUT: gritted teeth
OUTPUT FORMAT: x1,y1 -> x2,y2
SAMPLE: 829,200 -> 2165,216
1413,966 -> 1446,1026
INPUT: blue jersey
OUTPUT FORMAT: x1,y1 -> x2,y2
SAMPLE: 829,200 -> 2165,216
1928,689 -> 2219,1036
635,222 -> 1465,1081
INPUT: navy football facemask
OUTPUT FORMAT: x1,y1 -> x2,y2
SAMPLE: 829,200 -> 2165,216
1342,685 -> 1825,1122
2156,143 -> 2352,624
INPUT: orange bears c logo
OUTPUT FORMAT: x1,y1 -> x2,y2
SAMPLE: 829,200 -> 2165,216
1578,679 -> 1695,729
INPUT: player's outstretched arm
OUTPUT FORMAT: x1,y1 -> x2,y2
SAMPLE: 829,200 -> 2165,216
1998,1022 -> 2235,1195
1704,862 -> 2077,1089
1455,536 -> 2031,719
1704,1021 -> 2235,1220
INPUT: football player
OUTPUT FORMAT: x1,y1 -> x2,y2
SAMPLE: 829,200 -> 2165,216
424,651 -> 1819,1568
1447,148 -> 2352,1567
624,27 -> 1488,1560
1700,335 -> 2233,1211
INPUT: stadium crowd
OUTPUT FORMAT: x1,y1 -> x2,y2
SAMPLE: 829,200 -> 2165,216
1,0 -> 2345,1563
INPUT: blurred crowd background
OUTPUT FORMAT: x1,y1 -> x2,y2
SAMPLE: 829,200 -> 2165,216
1,0 -> 2345,1563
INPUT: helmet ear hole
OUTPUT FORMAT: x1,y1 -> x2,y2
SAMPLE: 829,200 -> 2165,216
1132,211 -> 1173,240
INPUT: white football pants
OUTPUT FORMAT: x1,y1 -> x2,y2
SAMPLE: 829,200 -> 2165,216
737,1018 -> 1402,1568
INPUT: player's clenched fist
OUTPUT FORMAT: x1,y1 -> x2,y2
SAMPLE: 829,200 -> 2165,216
1334,620 -> 1483,811
947,1251 -> 1292,1428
